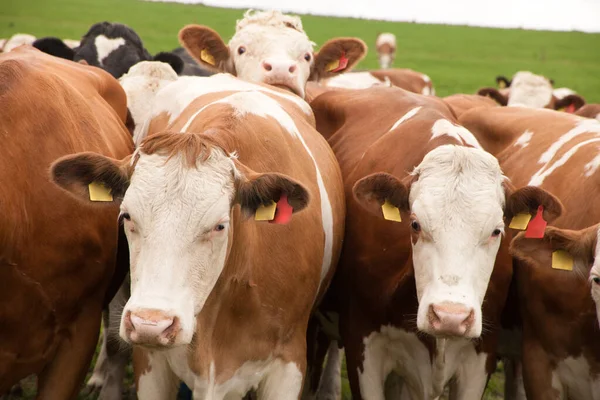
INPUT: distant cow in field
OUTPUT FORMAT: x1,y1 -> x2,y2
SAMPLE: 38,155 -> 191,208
375,32 -> 396,69
178,9 -> 367,99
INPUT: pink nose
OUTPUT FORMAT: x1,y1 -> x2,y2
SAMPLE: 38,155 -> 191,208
427,302 -> 474,337
262,59 -> 297,75
123,309 -> 181,346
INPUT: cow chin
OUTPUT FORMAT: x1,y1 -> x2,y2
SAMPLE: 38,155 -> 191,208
263,78 -> 304,98
119,297 -> 196,348
416,287 -> 482,339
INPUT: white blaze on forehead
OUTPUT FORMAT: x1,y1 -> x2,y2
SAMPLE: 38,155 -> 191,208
375,33 -> 396,49
514,130 -> 534,148
508,71 -> 553,108
119,61 -> 178,145
390,106 -> 422,131
322,72 -> 385,89
430,119 -> 482,149
3,33 -> 36,52
207,91 -> 334,289
95,35 -> 126,65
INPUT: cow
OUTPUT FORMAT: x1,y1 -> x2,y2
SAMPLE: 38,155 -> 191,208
459,107 -> 600,397
321,68 -> 435,95
50,72 -> 345,399
575,103 -> 600,121
478,71 -> 585,112
308,86 -> 554,398
177,9 -> 366,99
0,46 -> 133,398
2,33 -> 36,52
442,93 -> 499,118
375,32 -> 396,69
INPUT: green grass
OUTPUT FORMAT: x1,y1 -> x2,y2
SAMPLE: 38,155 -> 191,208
2,0 -> 597,397
2,0 -> 600,102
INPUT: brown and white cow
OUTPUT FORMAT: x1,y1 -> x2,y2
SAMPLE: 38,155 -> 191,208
309,86 -> 553,398
459,107 -> 600,397
375,32 -> 396,69
51,73 -> 345,399
321,68 -> 435,95
478,71 -> 585,112
0,46 -> 133,397
178,9 -> 366,99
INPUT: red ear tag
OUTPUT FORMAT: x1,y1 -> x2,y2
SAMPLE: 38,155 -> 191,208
331,52 -> 349,72
525,205 -> 547,239
269,194 -> 294,224
565,103 -> 576,113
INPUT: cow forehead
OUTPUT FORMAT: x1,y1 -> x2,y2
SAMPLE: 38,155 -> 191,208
229,24 -> 314,55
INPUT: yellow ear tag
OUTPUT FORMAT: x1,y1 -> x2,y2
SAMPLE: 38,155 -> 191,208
200,49 -> 215,66
325,59 -> 340,72
498,80 -> 506,89
552,250 -> 574,271
557,107 -> 566,112
509,213 -> 532,230
381,199 -> 402,222
255,201 -> 277,221
88,182 -> 113,202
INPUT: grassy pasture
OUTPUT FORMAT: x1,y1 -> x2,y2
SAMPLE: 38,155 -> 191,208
2,0 -> 599,398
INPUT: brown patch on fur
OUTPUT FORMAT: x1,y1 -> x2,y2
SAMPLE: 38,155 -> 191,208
352,172 -> 412,218
178,25 -> 232,73
504,185 -> 564,224
310,38 -> 367,81
554,94 -> 586,112
477,87 -> 509,106
132,347 -> 152,390
576,104 -> 600,119
377,42 -> 395,54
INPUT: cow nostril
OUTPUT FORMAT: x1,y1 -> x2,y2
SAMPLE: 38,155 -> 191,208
262,62 -> 272,72
289,65 -> 296,73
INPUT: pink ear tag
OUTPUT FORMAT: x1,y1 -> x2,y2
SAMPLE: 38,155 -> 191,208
525,205 -> 547,239
565,103 -> 576,113
269,194 -> 294,224
331,52 -> 349,72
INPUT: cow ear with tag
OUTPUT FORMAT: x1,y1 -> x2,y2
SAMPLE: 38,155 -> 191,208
504,184 -> 563,235
554,94 -> 586,113
353,172 -> 411,222
236,168 -> 310,224
178,25 -> 233,72
510,224 -> 599,278
311,37 -> 367,80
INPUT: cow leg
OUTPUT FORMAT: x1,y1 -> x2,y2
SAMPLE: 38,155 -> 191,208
134,347 -> 179,400
257,355 -> 306,400
84,325 -> 108,393
521,335 -> 561,399
503,357 -> 527,400
316,342 -> 342,400
446,351 -> 488,400
36,304 -> 102,400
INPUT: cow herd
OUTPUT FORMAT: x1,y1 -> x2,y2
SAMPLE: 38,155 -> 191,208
2,8 -> 600,400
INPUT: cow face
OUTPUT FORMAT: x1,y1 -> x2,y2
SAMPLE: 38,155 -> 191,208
510,224 -> 600,327
179,10 -> 366,98
375,33 -> 396,69
50,133 -> 309,348
353,145 -> 562,338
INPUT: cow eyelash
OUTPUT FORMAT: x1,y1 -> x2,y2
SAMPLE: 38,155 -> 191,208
118,212 -> 131,224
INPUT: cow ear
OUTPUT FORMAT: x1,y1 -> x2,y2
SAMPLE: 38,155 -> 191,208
504,182 -> 564,224
178,25 -> 232,72
555,94 -> 586,113
51,152 -> 132,204
311,38 -> 367,80
353,172 -> 411,220
477,87 -> 509,106
236,170 -> 310,218
510,224 -> 598,279
495,76 -> 511,89
153,52 -> 184,75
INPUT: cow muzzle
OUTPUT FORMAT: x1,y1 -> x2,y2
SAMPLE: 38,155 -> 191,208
426,302 -> 475,337
122,309 -> 181,347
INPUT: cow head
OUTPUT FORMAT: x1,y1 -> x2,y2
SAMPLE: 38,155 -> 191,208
510,224 -> 600,326
353,144 -> 562,338
50,132 -> 309,348
178,10 -> 366,98
375,32 -> 396,69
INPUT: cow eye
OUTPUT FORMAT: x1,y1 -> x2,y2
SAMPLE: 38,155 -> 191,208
238,46 -> 246,55
304,53 -> 311,62
492,228 -> 502,237
592,276 -> 600,285
214,224 -> 226,232
119,212 -> 131,224
411,220 -> 421,233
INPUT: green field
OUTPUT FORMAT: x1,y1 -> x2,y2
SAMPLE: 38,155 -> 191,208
1,0 -> 597,398
3,0 -> 600,102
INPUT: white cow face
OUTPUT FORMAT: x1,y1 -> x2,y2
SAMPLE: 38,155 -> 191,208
375,32 -> 396,69
511,224 -> 600,327
50,133 -> 310,348
178,10 -> 366,98
353,144 -> 562,338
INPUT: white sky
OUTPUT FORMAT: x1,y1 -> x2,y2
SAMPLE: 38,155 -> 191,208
146,0 -> 600,33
